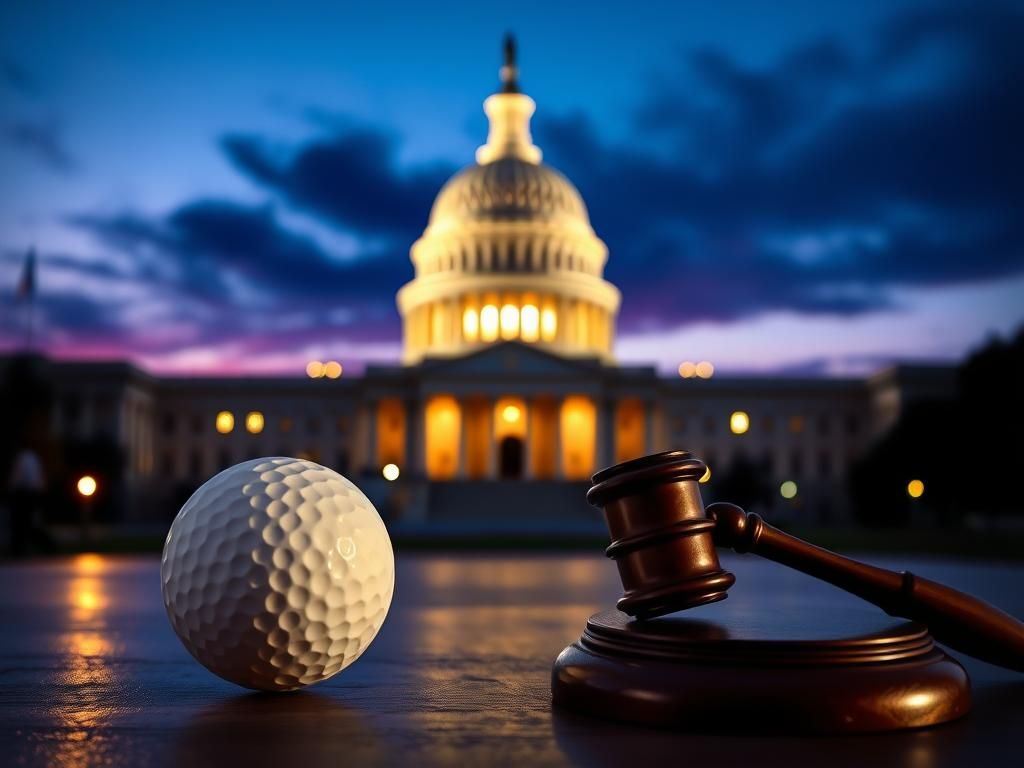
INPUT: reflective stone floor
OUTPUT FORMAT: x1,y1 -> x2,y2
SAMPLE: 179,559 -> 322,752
1,552 -> 1022,767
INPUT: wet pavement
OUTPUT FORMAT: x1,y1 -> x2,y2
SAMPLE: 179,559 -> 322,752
1,551 -> 1022,766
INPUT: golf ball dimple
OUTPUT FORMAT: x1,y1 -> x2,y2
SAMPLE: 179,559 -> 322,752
161,457 -> 395,691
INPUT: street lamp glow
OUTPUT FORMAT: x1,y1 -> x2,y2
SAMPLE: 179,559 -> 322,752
907,479 -> 925,498
77,475 -> 97,498
780,480 -> 798,499
382,463 -> 400,481
730,410 -> 750,435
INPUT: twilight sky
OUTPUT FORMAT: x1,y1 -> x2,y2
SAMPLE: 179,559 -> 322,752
1,0 -> 1022,376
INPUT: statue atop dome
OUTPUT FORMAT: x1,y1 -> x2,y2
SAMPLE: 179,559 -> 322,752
501,33 -> 519,93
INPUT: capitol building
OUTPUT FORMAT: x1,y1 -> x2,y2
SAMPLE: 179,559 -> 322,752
5,41 -> 954,527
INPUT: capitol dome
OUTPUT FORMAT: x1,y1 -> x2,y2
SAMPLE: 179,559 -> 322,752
428,158 -> 591,230
397,38 -> 620,365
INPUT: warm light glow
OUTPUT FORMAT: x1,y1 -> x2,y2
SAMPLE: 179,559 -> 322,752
480,305 -> 499,341
500,303 -> 519,339
75,553 -> 104,573
696,361 -> 715,379
907,479 -> 925,498
540,307 -> 557,342
730,411 -> 750,435
699,466 -> 711,484
520,304 -> 540,342
245,411 -> 264,434
382,463 -> 400,481
215,410 -> 234,434
678,361 -> 696,378
463,307 -> 479,341
502,405 -> 521,423
306,360 -> 324,378
560,396 -> 596,480
426,395 -> 461,480
323,361 -> 343,379
780,480 -> 798,499
76,475 -> 97,498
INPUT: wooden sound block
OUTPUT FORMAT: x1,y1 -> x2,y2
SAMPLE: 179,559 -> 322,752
552,606 -> 971,734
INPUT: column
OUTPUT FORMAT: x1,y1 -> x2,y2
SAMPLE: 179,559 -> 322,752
554,396 -> 564,480
401,399 -> 413,479
644,401 -> 656,455
485,398 -> 496,479
598,398 -> 615,470
523,399 -> 534,480
457,400 -> 468,479
364,401 -> 377,473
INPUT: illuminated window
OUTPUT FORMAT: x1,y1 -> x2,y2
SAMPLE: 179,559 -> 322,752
541,305 -> 557,342
480,305 -> 499,341
614,399 -> 646,464
426,396 -> 461,479
463,307 -> 479,341
245,411 -> 264,434
215,411 -> 234,434
500,304 -> 519,340
323,361 -> 343,379
494,398 -> 527,440
560,396 -> 596,480
520,304 -> 540,342
729,411 -> 750,435
376,399 -> 406,470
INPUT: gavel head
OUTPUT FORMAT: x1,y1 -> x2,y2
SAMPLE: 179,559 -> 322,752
587,450 -> 735,620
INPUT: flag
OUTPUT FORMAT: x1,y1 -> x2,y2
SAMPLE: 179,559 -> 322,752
16,247 -> 35,300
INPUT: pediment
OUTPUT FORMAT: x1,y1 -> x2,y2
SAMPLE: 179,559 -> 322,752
417,342 -> 604,378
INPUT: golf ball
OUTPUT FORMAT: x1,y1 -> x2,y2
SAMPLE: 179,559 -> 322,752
161,457 -> 395,691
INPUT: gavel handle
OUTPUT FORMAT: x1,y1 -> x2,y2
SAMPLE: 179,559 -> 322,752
706,503 -> 1024,672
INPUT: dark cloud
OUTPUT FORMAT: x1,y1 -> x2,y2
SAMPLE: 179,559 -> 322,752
3,119 -> 76,172
537,3 -> 1024,331
71,200 -> 406,343
222,127 -> 456,240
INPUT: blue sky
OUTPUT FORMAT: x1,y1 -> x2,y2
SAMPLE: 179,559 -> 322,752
1,0 -> 1022,375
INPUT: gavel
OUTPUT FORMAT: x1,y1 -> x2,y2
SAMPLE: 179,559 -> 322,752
588,450 -> 1024,672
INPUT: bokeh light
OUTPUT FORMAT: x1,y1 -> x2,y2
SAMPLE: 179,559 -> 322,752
730,410 -> 750,434
77,475 -> 97,497
215,410 -> 234,434
780,480 -> 798,499
382,463 -> 400,481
